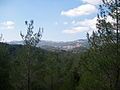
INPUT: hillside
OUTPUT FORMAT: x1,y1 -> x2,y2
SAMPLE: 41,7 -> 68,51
8,39 -> 88,51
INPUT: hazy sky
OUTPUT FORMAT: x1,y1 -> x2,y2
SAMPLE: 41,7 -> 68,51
0,0 -> 101,42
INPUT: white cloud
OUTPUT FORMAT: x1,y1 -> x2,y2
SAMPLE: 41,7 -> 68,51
72,20 -> 76,24
63,22 -> 68,25
68,15 -> 115,34
61,0 -> 112,35
2,21 -> 15,26
0,21 -> 15,30
63,17 -> 97,34
106,15 -> 115,23
62,26 -> 89,34
76,17 -> 97,30
61,4 -> 97,17
82,0 -> 101,5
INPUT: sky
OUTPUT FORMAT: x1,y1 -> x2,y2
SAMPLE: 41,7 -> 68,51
0,0 -> 102,42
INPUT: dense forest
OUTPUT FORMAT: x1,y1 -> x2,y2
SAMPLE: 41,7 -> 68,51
0,0 -> 120,90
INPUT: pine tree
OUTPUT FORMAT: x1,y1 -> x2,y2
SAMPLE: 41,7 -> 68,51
87,0 -> 120,46
87,0 -> 120,89
20,20 -> 43,90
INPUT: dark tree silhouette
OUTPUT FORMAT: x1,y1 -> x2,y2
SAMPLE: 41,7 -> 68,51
20,20 -> 43,90
87,0 -> 120,89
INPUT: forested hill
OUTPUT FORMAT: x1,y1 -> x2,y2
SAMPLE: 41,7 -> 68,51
0,42 -> 86,90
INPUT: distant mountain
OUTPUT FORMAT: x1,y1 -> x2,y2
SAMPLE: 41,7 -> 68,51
8,39 -> 88,51
8,41 -> 23,45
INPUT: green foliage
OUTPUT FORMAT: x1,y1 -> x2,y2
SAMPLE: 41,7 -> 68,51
8,44 -> 81,90
19,20 -> 43,90
0,44 -> 12,90
83,0 -> 120,90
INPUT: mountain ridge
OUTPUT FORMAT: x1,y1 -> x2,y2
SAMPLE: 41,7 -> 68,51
8,39 -> 88,51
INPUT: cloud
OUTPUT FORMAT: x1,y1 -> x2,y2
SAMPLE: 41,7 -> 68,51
0,21 -> 15,30
61,4 -> 97,17
62,26 -> 89,34
76,15 -> 114,30
106,15 -> 115,23
82,0 -> 101,5
72,20 -> 76,24
68,15 -> 115,34
63,22 -> 68,25
63,17 -> 97,34
61,0 -> 111,35
77,17 -> 98,34
76,17 -> 97,30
